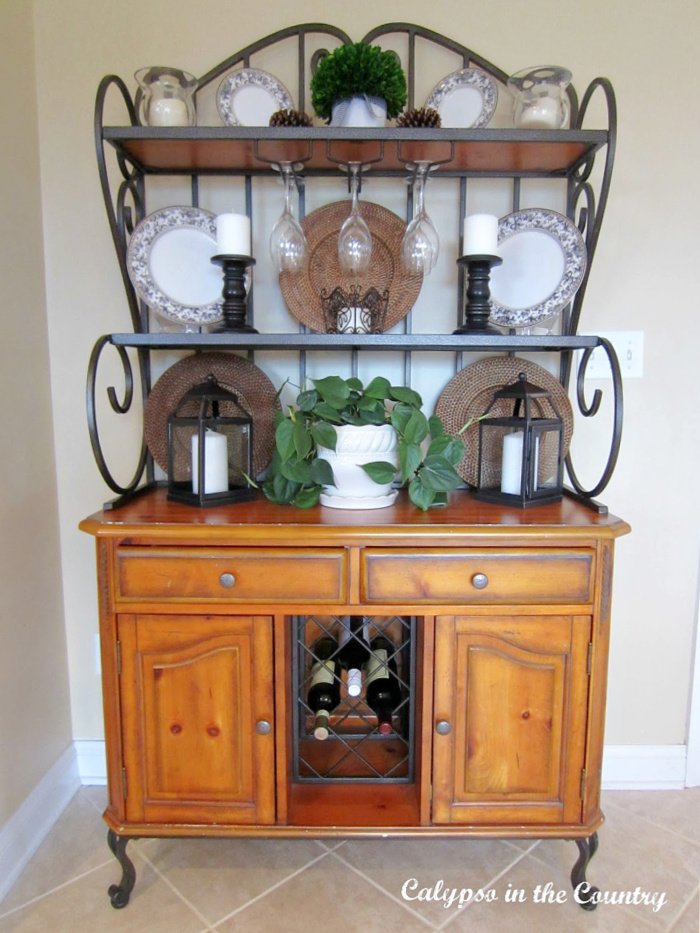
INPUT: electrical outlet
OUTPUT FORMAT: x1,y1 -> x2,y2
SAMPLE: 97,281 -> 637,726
578,331 -> 644,379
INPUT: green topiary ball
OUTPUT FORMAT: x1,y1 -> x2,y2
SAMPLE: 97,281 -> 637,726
310,42 -> 407,122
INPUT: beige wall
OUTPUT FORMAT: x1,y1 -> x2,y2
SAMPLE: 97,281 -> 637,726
30,0 -> 700,752
0,0 -> 72,825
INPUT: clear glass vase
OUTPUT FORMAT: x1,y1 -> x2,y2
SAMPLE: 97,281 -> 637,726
135,66 -> 197,127
507,66 -> 572,130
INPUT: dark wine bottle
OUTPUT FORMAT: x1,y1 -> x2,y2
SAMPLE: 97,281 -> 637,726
307,636 -> 340,740
365,635 -> 402,735
337,616 -> 371,698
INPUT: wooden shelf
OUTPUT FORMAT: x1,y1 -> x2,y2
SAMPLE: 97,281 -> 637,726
103,126 -> 607,177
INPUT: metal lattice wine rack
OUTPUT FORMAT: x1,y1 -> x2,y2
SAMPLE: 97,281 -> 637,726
292,615 -> 416,783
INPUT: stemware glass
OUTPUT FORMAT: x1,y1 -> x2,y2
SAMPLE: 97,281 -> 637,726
401,163 -> 440,276
269,163 -> 307,273
337,163 -> 372,276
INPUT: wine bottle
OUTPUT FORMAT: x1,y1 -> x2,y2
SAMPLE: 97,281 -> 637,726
365,634 -> 402,735
307,635 -> 340,740
337,616 -> 371,697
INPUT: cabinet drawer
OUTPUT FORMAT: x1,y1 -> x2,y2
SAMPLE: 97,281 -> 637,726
361,548 -> 593,604
115,547 -> 347,603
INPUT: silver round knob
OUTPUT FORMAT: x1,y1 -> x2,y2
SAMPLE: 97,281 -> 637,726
435,720 -> 452,735
471,572 -> 489,590
219,572 -> 236,589
256,720 -> 272,735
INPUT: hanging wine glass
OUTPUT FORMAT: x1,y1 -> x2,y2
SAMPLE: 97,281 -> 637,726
269,163 -> 307,273
338,163 -> 372,276
401,162 -> 440,276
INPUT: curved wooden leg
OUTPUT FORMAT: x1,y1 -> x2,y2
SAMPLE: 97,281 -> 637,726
107,829 -> 136,908
571,832 -> 600,910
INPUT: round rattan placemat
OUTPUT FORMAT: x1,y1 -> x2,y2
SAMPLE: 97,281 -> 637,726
435,355 -> 574,488
144,352 -> 279,480
279,200 -> 422,332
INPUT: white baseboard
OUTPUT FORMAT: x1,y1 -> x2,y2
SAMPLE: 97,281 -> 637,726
601,744 -> 687,789
0,744 -> 81,904
76,739 -> 689,790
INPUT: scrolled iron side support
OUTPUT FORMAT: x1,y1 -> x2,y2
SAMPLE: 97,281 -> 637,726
106,829 -> 136,908
565,338 -> 623,507
86,335 -> 148,498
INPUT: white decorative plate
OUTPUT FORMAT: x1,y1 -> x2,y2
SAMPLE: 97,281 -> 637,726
425,67 -> 498,128
489,209 -> 587,329
126,207 -> 223,326
217,68 -> 293,126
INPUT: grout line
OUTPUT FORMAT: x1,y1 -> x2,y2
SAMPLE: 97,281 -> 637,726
209,848 -> 333,928
604,796 -> 700,851
79,788 -> 108,817
328,847 -> 439,930
0,856 -> 116,920
137,847 -> 216,930
664,878 -> 700,933
435,845 -> 537,931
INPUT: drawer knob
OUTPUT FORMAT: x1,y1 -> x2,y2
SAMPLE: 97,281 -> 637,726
219,572 -> 236,589
435,720 -> 452,735
256,720 -> 272,735
471,572 -> 489,589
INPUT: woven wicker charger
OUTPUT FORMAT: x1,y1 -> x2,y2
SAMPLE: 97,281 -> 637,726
279,200 -> 422,332
144,352 -> 279,481
435,356 -> 574,488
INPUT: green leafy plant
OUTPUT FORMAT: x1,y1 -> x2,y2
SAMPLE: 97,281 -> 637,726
310,42 -> 408,122
257,375 -> 466,511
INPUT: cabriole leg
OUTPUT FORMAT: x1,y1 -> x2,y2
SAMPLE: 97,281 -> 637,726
106,829 -> 136,908
571,832 -> 600,910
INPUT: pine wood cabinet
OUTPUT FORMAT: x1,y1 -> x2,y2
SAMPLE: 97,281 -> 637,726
81,488 -> 628,909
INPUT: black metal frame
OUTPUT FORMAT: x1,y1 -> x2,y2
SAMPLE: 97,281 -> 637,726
89,22 -> 621,512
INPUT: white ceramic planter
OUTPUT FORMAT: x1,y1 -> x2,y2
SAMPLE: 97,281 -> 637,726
330,95 -> 387,127
317,423 -> 398,509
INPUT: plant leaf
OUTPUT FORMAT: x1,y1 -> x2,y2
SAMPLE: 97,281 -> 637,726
310,457 -> 334,486
408,475 -> 436,511
390,402 -> 413,435
399,441 -> 423,482
310,421 -> 337,450
418,454 -> 463,492
364,375 -> 391,399
275,418 -> 296,459
390,385 -> 422,408
313,375 -> 351,409
280,458 -> 312,484
297,389 -> 318,412
293,486 -> 321,508
428,414 -> 445,438
293,419 -> 312,459
428,434 -> 465,466
361,460 -> 397,484
402,410 -> 429,445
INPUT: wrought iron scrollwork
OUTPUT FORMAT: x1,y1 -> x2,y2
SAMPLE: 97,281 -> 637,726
86,335 -> 148,498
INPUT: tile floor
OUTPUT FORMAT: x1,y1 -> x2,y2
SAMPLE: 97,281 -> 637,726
0,786 -> 698,932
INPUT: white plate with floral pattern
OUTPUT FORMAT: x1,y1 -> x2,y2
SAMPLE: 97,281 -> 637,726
488,208 -> 587,329
425,67 -> 498,128
217,68 -> 293,126
126,206 -> 223,327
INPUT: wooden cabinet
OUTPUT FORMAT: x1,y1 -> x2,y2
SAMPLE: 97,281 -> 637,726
81,489 -> 629,908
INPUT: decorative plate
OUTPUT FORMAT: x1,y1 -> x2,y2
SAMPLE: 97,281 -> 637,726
489,209 -> 586,329
126,207 -> 223,326
278,200 -> 422,333
425,67 -> 498,128
435,355 -> 573,488
144,352 -> 280,480
217,68 -> 293,126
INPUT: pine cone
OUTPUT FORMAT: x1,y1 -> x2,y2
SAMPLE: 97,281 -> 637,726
269,108 -> 312,127
396,107 -> 442,128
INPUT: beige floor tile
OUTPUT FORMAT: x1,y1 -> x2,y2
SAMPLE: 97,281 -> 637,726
79,784 -> 108,813
336,836 -> 525,927
140,836 -> 332,926
214,850 -> 434,932
0,791 -> 112,914
604,787 -> 700,843
0,856 -> 207,933
444,852 -> 658,932
528,805 -> 698,929
670,885 -> 700,932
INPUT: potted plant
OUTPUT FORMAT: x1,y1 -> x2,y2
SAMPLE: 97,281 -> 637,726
310,42 -> 407,127
257,375 -> 466,510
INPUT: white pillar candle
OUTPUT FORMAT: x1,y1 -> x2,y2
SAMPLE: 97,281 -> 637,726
149,98 -> 189,126
462,213 -> 498,256
192,430 -> 229,495
500,431 -> 524,495
518,97 -> 561,129
216,213 -> 251,256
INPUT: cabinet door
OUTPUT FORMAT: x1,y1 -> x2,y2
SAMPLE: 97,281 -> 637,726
432,615 -> 590,826
119,614 -> 275,825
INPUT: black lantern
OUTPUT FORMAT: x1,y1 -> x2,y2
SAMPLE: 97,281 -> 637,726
475,372 -> 564,507
167,374 -> 255,506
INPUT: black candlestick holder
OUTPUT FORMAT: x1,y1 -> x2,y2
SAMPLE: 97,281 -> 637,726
211,254 -> 257,333
454,254 -> 503,334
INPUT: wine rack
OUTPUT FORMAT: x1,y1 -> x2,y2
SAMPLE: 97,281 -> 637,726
292,614 -> 416,783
